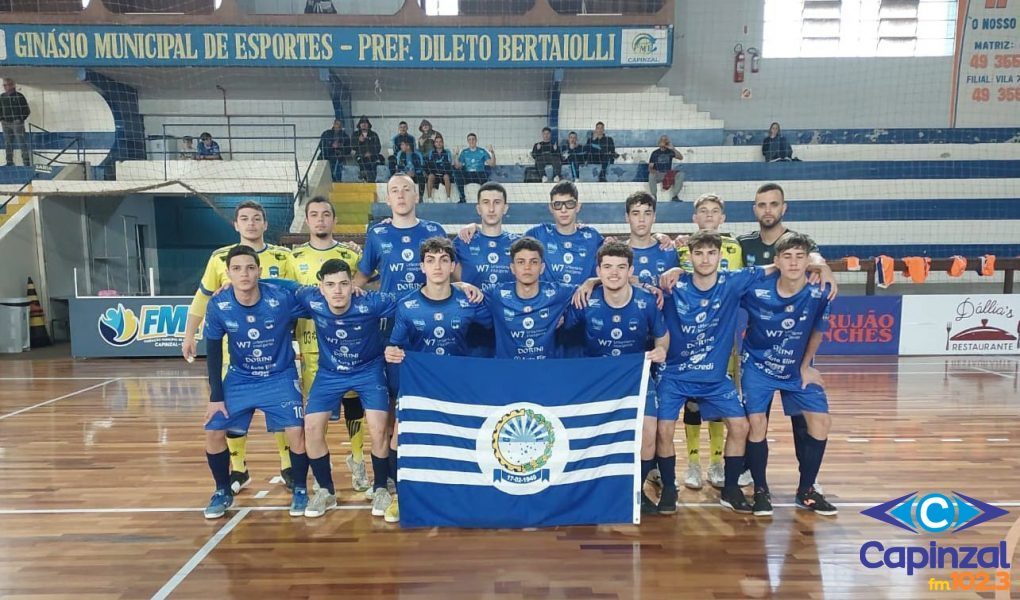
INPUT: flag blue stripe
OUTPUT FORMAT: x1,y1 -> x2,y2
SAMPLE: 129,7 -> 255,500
399,409 -> 485,429
398,433 -> 476,450
568,430 -> 636,450
565,453 -> 634,473
399,456 -> 482,474
560,408 -> 638,429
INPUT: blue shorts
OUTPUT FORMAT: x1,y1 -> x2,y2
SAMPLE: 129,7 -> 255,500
741,366 -> 829,416
656,376 -> 744,422
307,364 -> 390,414
206,369 -> 303,434
643,382 -> 658,419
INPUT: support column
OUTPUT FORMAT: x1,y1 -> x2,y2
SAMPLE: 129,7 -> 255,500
79,69 -> 145,179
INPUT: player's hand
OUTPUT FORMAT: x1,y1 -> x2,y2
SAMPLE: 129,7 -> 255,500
674,234 -> 690,248
659,267 -> 683,291
645,347 -> 666,364
453,282 -> 484,303
182,337 -> 197,363
642,283 -> 665,310
808,264 -> 839,300
572,277 -> 599,308
204,401 -> 228,424
487,145 -> 495,153
380,217 -> 392,225
216,282 -> 232,294
339,240 -> 362,254
654,232 -> 675,251
352,286 -> 367,296
458,223 -> 478,243
384,346 -> 405,364
800,366 -> 825,389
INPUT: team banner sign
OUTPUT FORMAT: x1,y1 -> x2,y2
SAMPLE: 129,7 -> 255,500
397,353 -> 648,529
0,25 -> 671,69
69,296 -> 206,358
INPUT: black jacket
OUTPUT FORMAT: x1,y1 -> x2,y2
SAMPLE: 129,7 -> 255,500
353,117 -> 382,158
0,91 -> 30,123
531,140 -> 560,158
319,128 -> 351,161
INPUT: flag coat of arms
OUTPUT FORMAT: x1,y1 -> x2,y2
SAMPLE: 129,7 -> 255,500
396,352 -> 649,528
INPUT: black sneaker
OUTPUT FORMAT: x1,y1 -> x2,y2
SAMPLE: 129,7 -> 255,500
641,492 -> 659,515
281,467 -> 294,491
657,486 -> 678,515
796,488 -> 838,516
229,470 -> 250,495
720,486 -> 753,514
752,490 -> 773,517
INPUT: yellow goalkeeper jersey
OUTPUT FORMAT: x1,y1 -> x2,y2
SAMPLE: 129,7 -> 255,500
187,243 -> 297,318
677,234 -> 744,272
291,241 -> 361,353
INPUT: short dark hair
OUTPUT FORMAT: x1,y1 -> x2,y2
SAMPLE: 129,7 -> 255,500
226,245 -> 260,268
510,236 -> 544,261
542,127 -> 552,133
434,133 -> 444,142
477,181 -> 507,203
549,181 -> 578,202
694,193 -> 725,213
200,132 -> 212,140
687,229 -> 723,252
419,236 -> 455,262
304,195 -> 333,217
755,182 -> 785,202
234,200 -> 266,222
597,240 -> 633,267
317,258 -> 352,281
625,191 -> 656,213
774,231 -> 815,255
399,121 -> 408,126
595,121 -> 605,127
568,130 -> 577,137
467,132 -> 477,139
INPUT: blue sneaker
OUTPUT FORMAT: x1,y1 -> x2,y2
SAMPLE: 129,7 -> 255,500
204,489 -> 233,519
290,488 -> 309,517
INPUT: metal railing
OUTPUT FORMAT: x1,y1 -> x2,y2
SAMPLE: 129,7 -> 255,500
26,122 -> 87,168
157,122 -> 300,185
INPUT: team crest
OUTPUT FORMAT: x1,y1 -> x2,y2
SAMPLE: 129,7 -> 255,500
477,404 -> 568,495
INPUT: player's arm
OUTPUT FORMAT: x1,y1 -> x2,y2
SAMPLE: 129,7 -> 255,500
183,254 -> 223,362
452,281 -> 483,303
385,308 -> 409,364
647,332 -> 669,364
202,312 -> 229,423
571,277 -> 602,308
799,330 -> 826,389
807,251 -> 838,300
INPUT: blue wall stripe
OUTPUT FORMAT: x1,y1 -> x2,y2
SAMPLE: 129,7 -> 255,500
727,127 -> 1020,146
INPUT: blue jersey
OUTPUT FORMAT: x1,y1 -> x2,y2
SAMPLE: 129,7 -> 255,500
458,147 -> 490,172
390,288 -> 492,356
485,282 -> 575,360
573,286 -> 666,357
740,273 -> 831,382
358,219 -> 447,295
631,243 -> 680,287
455,230 -> 520,293
290,285 -> 398,372
661,268 -> 765,382
526,223 -> 603,286
204,282 -> 304,378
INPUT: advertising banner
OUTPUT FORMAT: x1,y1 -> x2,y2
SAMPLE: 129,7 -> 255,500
818,296 -> 902,356
69,296 -> 206,358
899,294 -> 1020,355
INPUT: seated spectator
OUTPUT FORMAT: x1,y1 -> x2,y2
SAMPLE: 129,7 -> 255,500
762,122 -> 795,162
305,0 -> 337,13
561,131 -> 585,181
196,132 -> 222,160
179,136 -> 196,160
353,116 -> 383,182
418,119 -> 441,156
531,127 -> 561,183
584,121 -> 617,182
647,134 -> 684,202
388,121 -> 416,175
319,119 -> 351,182
394,139 -> 425,197
425,133 -> 454,202
453,133 -> 495,204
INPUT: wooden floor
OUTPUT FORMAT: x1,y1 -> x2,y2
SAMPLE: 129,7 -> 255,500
1,353 -> 1019,599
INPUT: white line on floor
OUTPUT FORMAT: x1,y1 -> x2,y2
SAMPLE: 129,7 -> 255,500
988,438 -> 1010,442
254,491 -> 268,499
846,438 -> 870,443
893,439 -> 916,443
0,504 -> 373,515
0,376 -> 204,381
0,378 -> 120,420
151,508 -> 251,600
941,438 -> 963,442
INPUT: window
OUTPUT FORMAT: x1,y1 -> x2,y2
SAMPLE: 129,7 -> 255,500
763,0 -> 957,57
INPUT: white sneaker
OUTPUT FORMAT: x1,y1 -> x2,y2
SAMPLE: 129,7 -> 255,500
553,176 -> 560,182
364,487 -> 376,501
683,463 -> 703,490
541,175 -> 549,183
346,454 -> 370,493
738,469 -> 753,487
304,488 -> 337,518
371,488 -> 393,517
707,462 -> 725,488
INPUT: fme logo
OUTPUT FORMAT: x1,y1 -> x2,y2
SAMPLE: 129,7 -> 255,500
98,303 -> 139,346
621,29 -> 667,65
98,303 -> 191,347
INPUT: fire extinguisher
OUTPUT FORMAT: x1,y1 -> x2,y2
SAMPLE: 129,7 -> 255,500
733,43 -> 745,83
748,47 -> 760,73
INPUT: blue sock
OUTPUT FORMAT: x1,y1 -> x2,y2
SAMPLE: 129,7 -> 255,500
206,450 -> 231,492
289,450 -> 309,492
724,455 -> 745,489
657,455 -> 677,491
309,454 -> 334,495
791,415 -> 808,465
371,453 -> 389,491
798,435 -> 828,493
387,451 -> 398,494
746,440 -> 769,493
640,459 -> 655,484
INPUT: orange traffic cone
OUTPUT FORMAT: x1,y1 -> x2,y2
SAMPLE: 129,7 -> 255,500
26,277 -> 51,348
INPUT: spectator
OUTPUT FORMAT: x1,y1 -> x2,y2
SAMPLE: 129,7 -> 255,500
453,133 -> 495,204
393,138 -> 425,197
647,134 -> 684,202
418,119 -> 441,156
353,116 -> 383,182
319,118 -> 351,182
1,78 -> 31,167
179,135 -> 196,160
584,121 -> 617,182
196,132 -> 222,160
305,0 -> 337,13
561,130 -> 585,181
531,127 -> 562,183
425,133 -> 454,202
762,122 -> 795,162
388,120 -> 416,175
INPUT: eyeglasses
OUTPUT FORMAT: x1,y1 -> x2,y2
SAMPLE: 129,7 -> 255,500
551,199 -> 578,210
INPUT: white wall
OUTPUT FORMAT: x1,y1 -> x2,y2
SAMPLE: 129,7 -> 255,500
16,84 -> 114,133
0,209 -> 40,299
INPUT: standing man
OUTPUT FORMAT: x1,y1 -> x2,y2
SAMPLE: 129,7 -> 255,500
453,133 -> 495,204
647,135 -> 684,202
625,191 -> 680,287
531,127 -> 562,183
1,78 -> 31,167
353,116 -> 383,182
182,200 -> 298,494
319,119 -> 351,182
584,121 -> 617,182
292,196 -> 369,493
201,246 -> 310,519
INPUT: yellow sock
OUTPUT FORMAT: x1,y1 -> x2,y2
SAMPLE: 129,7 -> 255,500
275,432 -> 292,470
347,417 -> 366,464
684,423 -> 701,465
708,421 -> 726,465
226,435 -> 247,473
